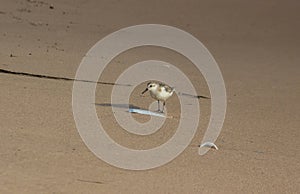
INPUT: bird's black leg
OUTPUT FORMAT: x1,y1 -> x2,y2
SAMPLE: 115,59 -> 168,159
162,101 -> 166,113
157,100 -> 160,112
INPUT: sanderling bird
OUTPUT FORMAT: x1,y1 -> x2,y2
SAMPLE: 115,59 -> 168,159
141,81 -> 175,113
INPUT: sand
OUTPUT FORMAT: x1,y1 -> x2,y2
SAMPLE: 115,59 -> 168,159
0,0 -> 299,193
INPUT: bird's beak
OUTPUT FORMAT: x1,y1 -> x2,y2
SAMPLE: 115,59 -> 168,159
141,88 -> 148,94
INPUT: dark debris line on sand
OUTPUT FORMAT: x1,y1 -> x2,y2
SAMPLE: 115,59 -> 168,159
76,179 -> 104,185
0,68 -> 131,86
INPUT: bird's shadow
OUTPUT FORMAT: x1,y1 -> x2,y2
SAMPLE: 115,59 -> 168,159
95,103 -> 141,109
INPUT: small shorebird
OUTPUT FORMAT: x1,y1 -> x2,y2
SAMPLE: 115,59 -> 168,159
141,81 -> 175,113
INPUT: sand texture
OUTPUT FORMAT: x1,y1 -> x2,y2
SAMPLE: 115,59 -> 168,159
0,0 -> 299,193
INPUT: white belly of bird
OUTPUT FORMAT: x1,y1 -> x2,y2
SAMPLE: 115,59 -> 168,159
150,90 -> 173,101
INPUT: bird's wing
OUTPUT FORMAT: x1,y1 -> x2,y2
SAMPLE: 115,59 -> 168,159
164,85 -> 174,93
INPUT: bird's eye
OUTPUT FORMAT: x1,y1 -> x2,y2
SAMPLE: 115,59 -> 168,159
149,85 -> 153,88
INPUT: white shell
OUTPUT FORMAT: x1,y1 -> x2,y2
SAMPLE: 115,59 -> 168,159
199,142 -> 219,150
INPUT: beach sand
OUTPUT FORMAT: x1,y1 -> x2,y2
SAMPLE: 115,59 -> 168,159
0,0 -> 299,193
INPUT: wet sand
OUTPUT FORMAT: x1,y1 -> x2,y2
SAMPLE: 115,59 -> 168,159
0,0 -> 299,193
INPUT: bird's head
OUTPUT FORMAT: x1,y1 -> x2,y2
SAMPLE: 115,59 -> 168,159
141,82 -> 158,94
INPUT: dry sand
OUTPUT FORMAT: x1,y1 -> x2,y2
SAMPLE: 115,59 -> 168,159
0,0 -> 299,193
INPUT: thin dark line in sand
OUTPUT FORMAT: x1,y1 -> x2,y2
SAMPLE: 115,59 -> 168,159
76,179 -> 104,185
178,92 -> 210,99
0,68 -> 131,86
